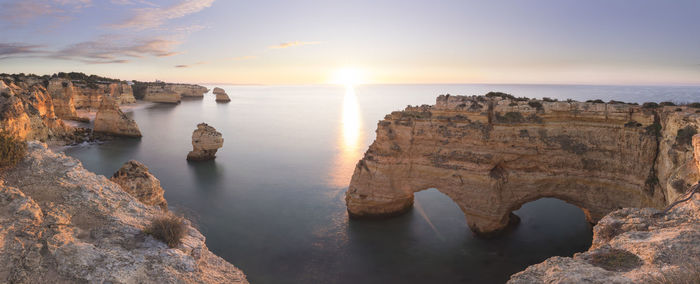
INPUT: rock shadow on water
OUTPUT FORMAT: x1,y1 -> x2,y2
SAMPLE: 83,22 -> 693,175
186,159 -> 225,190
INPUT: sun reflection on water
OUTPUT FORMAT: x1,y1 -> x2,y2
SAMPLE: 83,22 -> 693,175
329,86 -> 364,188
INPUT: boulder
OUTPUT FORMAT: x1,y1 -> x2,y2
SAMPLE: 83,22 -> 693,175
93,97 -> 142,137
213,87 -> 231,103
111,160 -> 168,210
187,123 -> 224,161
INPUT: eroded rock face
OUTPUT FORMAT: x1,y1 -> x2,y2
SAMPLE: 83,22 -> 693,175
509,184 -> 700,283
213,87 -> 231,102
0,78 -> 68,141
0,142 -> 247,283
111,160 -> 168,210
169,84 -> 209,97
187,123 -> 224,161
93,97 -> 142,137
346,94 -> 700,235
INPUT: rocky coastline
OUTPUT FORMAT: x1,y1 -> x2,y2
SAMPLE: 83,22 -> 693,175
0,142 -> 248,283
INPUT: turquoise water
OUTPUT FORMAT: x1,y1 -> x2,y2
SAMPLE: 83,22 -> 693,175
64,84 -> 699,283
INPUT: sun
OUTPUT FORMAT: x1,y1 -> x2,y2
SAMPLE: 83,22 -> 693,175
331,67 -> 365,86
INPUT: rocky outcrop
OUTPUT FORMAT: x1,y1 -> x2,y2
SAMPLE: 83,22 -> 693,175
93,97 -> 142,137
0,142 -> 247,283
509,182 -> 700,283
0,77 -> 69,141
133,83 -> 181,103
213,87 -> 231,102
168,84 -> 209,98
346,94 -> 700,235
46,78 -> 80,120
187,123 -> 224,161
132,82 -> 208,103
111,160 -> 168,210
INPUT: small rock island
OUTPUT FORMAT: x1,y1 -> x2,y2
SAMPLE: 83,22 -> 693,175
187,123 -> 224,161
213,87 -> 231,103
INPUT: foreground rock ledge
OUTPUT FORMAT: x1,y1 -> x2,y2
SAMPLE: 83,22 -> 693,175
509,184 -> 700,283
111,160 -> 168,210
187,123 -> 224,161
346,94 -> 700,236
0,142 -> 247,283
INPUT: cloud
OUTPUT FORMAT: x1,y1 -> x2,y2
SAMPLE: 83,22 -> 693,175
112,0 -> 215,30
268,41 -> 322,49
51,36 -> 181,63
174,61 -> 207,68
0,0 -> 92,26
0,43 -> 46,59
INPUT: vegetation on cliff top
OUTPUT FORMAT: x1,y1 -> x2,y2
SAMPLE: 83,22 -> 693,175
145,213 -> 187,248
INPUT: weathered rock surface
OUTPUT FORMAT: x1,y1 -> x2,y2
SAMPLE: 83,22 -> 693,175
346,94 -> 700,235
213,87 -> 231,102
0,142 -> 248,283
509,183 -> 700,283
0,77 -> 69,141
187,123 -> 224,161
111,160 -> 168,210
47,77 -> 136,115
93,97 -> 142,137
133,82 -> 208,103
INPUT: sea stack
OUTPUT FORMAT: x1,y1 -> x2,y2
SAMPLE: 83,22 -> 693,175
111,160 -> 168,210
93,97 -> 142,137
187,123 -> 224,161
213,87 -> 231,102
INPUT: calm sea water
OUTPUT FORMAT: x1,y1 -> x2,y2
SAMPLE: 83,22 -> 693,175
64,84 -> 700,283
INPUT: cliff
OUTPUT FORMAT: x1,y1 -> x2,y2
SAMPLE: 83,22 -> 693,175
46,77 -> 135,120
0,77 -> 69,141
346,94 -> 700,235
0,142 -> 248,283
133,82 -> 209,103
93,97 -> 142,137
509,180 -> 700,283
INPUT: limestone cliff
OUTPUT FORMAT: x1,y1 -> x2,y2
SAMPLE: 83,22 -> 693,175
346,94 -> 700,235
187,123 -> 224,161
213,87 -> 231,102
111,160 -> 168,210
93,97 -> 142,137
47,77 -> 136,117
0,77 -> 69,141
0,142 -> 248,283
133,82 -> 208,103
509,182 -> 700,283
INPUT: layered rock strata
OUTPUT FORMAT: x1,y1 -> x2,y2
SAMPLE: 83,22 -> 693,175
187,123 -> 224,161
111,160 -> 168,210
0,78 -> 68,141
133,82 -> 208,103
509,182 -> 700,283
346,94 -> 700,235
47,78 -> 136,119
93,97 -> 142,137
0,142 -> 247,283
213,87 -> 231,102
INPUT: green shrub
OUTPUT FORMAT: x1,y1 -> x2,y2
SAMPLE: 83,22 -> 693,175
495,112 -> 525,123
642,102 -> 661,109
528,101 -> 543,110
586,99 -> 605,103
588,249 -> 643,272
608,100 -> 626,104
145,214 -> 187,248
687,102 -> 700,108
542,97 -> 558,102
484,91 -> 515,100
0,131 -> 27,170
660,101 -> 676,106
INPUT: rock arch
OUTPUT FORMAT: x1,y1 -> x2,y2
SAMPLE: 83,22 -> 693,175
346,95 -> 700,236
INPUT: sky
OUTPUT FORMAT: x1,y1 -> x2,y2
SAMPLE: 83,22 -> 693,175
0,0 -> 699,85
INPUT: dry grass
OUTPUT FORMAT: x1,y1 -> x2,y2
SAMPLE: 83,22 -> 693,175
145,214 -> 187,248
0,131 -> 26,170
